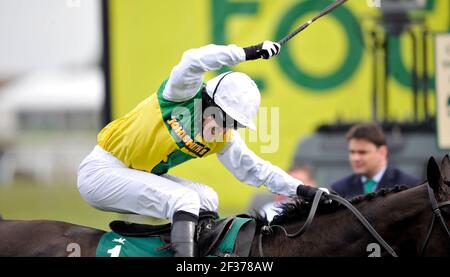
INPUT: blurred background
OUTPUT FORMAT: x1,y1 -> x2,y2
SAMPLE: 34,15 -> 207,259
0,0 -> 449,230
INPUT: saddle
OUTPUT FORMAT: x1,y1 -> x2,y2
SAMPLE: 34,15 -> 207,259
109,214 -> 256,257
109,220 -> 172,237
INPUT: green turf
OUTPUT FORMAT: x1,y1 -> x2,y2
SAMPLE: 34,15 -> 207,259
0,181 -> 246,230
0,181 -> 119,230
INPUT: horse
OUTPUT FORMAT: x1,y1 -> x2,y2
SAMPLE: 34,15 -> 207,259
0,155 -> 449,257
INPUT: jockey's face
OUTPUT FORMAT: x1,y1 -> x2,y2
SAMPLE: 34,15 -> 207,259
202,115 -> 228,142
348,138 -> 388,178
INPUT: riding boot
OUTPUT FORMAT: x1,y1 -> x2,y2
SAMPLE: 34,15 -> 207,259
171,211 -> 198,257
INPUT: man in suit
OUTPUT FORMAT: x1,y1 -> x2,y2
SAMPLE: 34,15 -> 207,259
331,123 -> 420,198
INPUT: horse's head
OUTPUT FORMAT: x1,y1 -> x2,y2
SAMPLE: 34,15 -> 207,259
421,155 -> 450,256
427,155 -> 450,202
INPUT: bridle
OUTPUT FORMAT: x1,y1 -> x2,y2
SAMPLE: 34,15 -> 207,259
420,184 -> 450,255
258,184 -> 450,257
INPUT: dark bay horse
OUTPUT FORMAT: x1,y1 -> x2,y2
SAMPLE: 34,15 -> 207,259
1,155 -> 449,257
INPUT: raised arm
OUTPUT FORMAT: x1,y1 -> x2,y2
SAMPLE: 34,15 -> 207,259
162,44 -> 245,102
163,41 -> 281,102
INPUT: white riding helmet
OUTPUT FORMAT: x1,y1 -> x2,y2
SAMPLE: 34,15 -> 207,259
205,71 -> 261,130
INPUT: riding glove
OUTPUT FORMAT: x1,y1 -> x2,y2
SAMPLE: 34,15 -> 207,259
296,185 -> 334,204
243,40 -> 281,60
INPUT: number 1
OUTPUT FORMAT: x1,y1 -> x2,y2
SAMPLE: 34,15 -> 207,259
107,245 -> 122,257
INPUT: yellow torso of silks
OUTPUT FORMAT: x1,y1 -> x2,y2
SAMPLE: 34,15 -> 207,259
97,80 -> 232,175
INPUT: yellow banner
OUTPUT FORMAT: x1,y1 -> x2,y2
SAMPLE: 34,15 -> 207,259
109,0 -> 449,213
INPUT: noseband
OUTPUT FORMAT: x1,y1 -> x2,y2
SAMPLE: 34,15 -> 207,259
420,185 -> 450,255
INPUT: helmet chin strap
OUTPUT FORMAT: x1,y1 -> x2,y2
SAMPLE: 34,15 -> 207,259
211,71 -> 234,101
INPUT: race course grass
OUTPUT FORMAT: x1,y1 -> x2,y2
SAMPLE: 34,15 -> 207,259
0,181 -> 119,230
0,181 -> 248,230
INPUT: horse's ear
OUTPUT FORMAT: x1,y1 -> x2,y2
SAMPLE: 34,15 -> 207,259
427,157 -> 442,191
441,155 -> 450,185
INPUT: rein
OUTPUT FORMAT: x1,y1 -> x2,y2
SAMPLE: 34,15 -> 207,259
420,185 -> 450,255
258,189 -> 325,256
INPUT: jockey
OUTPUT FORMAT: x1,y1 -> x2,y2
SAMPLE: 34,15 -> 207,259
77,40 -> 328,257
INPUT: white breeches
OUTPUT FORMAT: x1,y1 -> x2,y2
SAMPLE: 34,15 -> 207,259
77,146 -> 219,222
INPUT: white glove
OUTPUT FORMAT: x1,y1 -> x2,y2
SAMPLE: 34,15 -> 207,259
318,187 -> 333,204
318,187 -> 330,194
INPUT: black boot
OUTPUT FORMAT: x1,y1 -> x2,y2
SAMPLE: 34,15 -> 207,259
171,211 -> 198,257
197,210 -> 219,237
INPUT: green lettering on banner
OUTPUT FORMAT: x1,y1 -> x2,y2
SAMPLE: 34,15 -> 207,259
275,0 -> 363,91
211,0 -> 266,91
211,0 -> 258,46
209,0 -> 444,94
425,0 -> 436,11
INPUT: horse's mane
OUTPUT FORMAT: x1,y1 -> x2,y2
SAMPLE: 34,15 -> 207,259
255,185 -> 411,226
